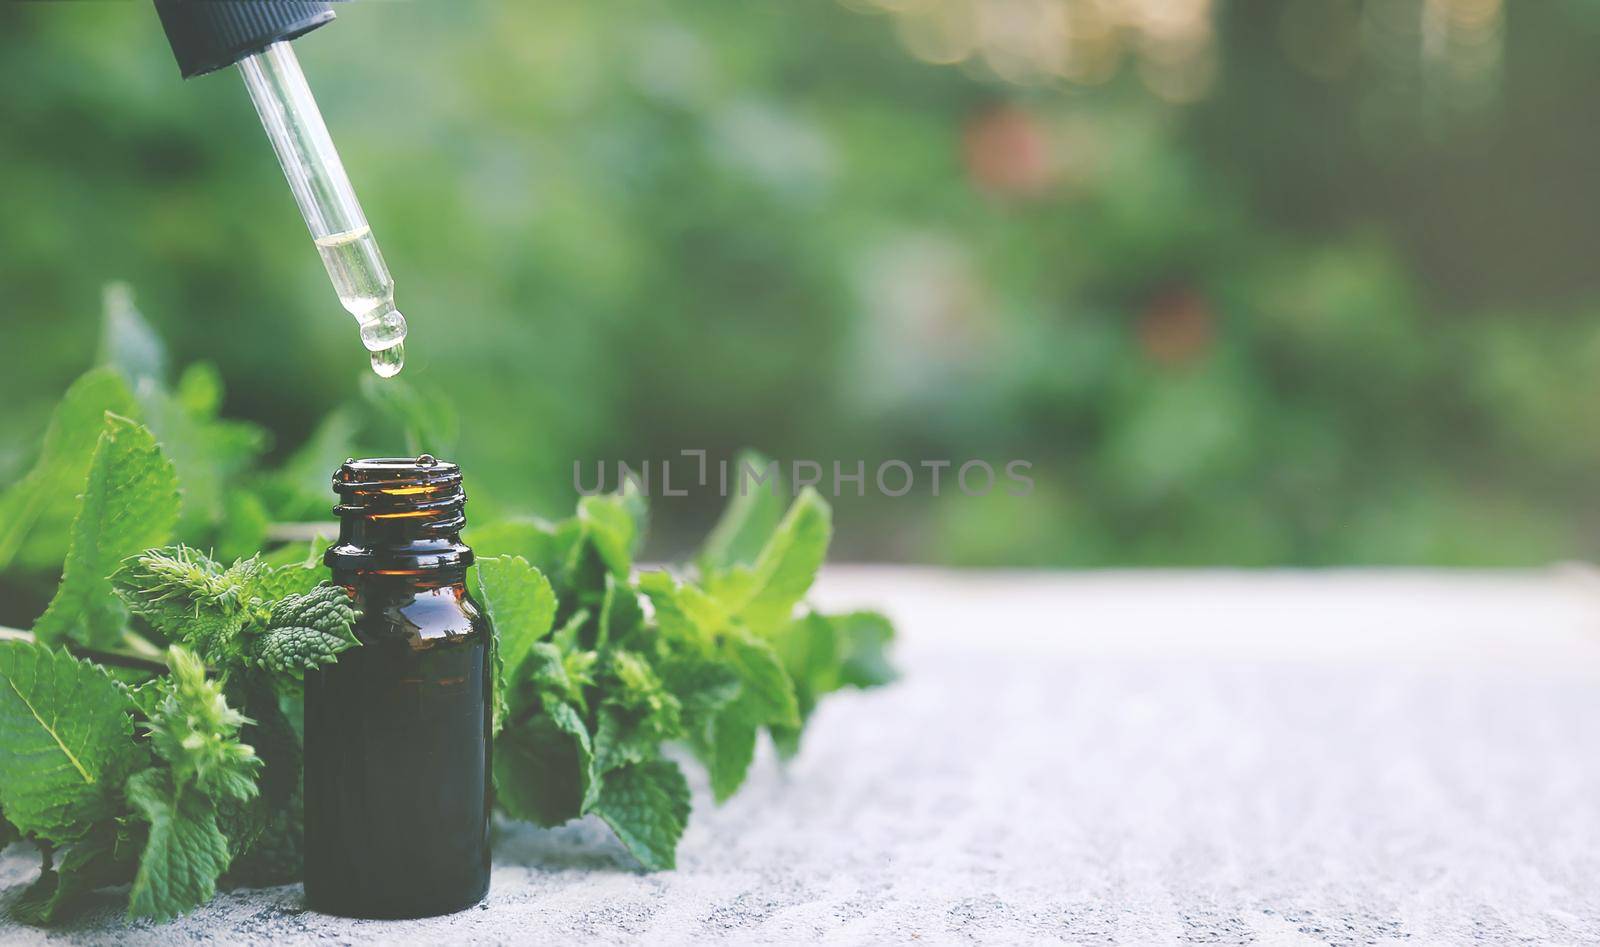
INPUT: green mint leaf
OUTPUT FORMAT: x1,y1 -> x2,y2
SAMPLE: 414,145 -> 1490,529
658,652 -> 741,724
251,557 -> 328,600
524,641 -> 588,705
726,631 -> 801,729
135,374 -> 267,535
254,627 -> 354,679
701,708 -> 759,803
493,701 -> 595,827
0,368 -> 136,572
767,612 -> 840,759
266,585 -> 357,647
697,449 -> 786,574
33,414 -> 180,649
97,283 -> 168,388
830,611 -> 898,688
474,555 -> 557,688
174,361 -> 222,416
594,651 -> 683,775
777,611 -> 841,705
145,647 -> 259,802
578,494 -> 639,579
0,641 -> 142,843
467,518 -> 579,582
727,488 -> 832,634
593,759 -> 690,871
638,571 -> 723,645
98,285 -> 263,535
125,767 -> 233,923
598,572 -> 646,650
252,586 -> 358,680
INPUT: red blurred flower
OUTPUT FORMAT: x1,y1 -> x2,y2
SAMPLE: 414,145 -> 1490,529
962,104 -> 1054,198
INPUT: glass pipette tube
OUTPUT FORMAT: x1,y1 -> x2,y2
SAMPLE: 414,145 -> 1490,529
237,41 -> 406,377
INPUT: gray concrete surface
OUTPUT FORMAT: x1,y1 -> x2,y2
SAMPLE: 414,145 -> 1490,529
4,567 -> 1600,945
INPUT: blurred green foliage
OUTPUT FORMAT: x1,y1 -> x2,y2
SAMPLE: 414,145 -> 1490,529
4,0 -> 1600,568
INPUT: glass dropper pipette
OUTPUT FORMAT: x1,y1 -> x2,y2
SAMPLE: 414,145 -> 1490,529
236,41 -> 406,377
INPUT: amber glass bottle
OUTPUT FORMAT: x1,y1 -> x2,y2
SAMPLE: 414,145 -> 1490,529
303,456 -> 492,918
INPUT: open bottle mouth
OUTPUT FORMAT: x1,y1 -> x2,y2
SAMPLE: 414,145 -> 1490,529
327,455 -> 472,571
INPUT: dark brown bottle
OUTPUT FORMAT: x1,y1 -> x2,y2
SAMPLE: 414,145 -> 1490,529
303,456 -> 492,918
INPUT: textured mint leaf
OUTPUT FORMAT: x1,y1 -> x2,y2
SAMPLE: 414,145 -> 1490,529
523,642 -> 582,703
125,767 -> 232,922
254,627 -> 352,679
33,415 -> 180,649
494,701 -> 594,827
593,759 -> 690,871
0,368 -> 136,572
730,488 -> 832,634
474,556 -> 557,708
698,449 -> 786,574
252,557 -> 327,600
593,706 -> 651,775
503,641 -> 590,723
267,585 -> 357,647
685,634 -> 799,801
112,546 -> 259,666
658,651 -> 741,724
0,641 -> 142,843
592,648 -> 683,776
253,587 -> 357,680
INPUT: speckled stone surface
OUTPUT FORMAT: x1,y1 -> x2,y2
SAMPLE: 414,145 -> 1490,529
4,568 -> 1600,945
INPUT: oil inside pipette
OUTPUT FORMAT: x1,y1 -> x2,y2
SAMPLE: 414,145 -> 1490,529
315,225 -> 407,377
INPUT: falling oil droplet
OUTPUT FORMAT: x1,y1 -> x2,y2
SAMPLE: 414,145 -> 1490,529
370,341 -> 405,378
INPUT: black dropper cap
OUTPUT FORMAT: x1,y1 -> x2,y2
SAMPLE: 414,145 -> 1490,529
154,0 -> 337,79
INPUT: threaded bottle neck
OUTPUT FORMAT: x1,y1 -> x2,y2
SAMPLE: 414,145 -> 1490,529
325,455 -> 474,573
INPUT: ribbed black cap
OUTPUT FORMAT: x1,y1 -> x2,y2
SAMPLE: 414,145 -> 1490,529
154,0 -> 337,79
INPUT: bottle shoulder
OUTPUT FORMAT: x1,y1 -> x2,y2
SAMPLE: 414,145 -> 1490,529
347,580 -> 489,650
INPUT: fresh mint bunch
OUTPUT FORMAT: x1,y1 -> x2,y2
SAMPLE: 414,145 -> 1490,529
469,455 -> 896,870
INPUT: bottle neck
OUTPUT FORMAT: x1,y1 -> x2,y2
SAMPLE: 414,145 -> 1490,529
324,456 -> 475,573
